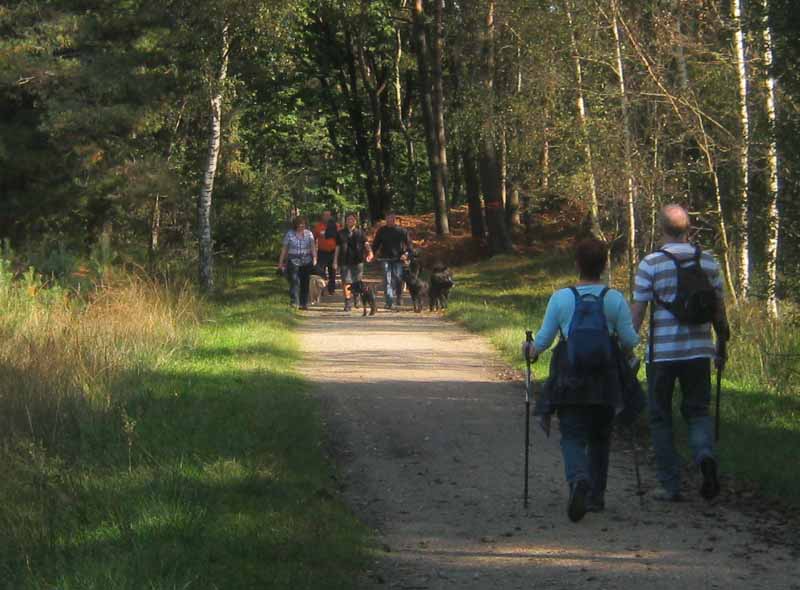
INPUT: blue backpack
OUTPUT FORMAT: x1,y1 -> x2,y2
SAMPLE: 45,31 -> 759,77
566,287 -> 613,374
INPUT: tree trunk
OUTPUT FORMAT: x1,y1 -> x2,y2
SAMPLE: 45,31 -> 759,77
697,115 -> 739,301
150,193 -> 161,258
733,0 -> 751,298
198,23 -> 230,292
480,0 -> 511,254
345,34 -> 383,222
611,2 -> 637,293
394,26 -> 419,213
432,0 -> 450,218
463,146 -> 486,239
565,0 -> 602,239
760,0 -> 780,319
411,0 -> 449,235
355,41 -> 391,220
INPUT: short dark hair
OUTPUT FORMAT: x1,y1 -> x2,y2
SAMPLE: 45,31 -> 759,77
292,216 -> 307,230
575,238 -> 607,280
345,212 -> 357,221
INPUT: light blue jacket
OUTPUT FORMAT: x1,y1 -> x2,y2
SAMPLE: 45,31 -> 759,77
534,285 -> 640,352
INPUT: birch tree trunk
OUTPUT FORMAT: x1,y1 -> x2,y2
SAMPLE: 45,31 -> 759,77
198,23 -> 230,292
411,0 -> 449,235
611,2 -> 637,293
150,193 -> 161,256
394,26 -> 419,211
733,0 -> 751,297
760,0 -> 780,319
565,0 -> 602,240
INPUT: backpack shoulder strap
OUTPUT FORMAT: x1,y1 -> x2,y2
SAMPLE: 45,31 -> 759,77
657,248 -> 680,267
599,287 -> 610,299
692,244 -> 703,264
569,286 -> 581,302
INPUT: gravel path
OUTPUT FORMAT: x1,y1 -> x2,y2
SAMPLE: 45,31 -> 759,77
297,284 -> 799,590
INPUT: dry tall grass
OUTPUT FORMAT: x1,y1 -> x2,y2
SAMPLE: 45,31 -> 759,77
0,264 -> 199,451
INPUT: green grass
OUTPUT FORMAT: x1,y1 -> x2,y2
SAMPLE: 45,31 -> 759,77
446,254 -> 800,505
1,262 -> 368,589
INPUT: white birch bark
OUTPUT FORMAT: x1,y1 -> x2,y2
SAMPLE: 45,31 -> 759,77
565,0 -> 602,240
611,1 -> 637,293
760,0 -> 780,318
198,23 -> 230,292
733,0 -> 751,297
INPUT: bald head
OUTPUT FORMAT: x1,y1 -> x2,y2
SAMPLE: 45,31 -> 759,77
659,204 -> 690,240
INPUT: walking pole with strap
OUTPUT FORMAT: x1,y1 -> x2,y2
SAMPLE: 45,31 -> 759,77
524,330 -> 533,509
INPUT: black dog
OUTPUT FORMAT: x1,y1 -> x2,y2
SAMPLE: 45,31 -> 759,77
402,258 -> 427,313
429,264 -> 454,311
350,280 -> 377,316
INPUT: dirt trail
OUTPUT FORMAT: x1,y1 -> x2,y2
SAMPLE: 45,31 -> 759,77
297,279 -> 799,590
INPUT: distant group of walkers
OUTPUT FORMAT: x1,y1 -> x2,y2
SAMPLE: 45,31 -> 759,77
277,210 -> 411,311
523,203 -> 730,522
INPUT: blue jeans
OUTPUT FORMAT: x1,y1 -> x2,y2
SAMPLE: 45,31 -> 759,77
557,405 -> 615,503
647,358 -> 714,495
383,260 -> 404,305
287,261 -> 312,306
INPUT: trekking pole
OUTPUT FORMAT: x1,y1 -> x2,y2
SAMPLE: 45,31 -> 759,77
630,427 -> 644,507
523,330 -> 533,509
714,366 -> 723,442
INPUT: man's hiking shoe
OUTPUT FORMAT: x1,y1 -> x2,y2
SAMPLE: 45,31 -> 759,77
343,300 -> 353,312
299,305 -> 309,311
567,480 -> 590,522
700,457 -> 720,500
384,303 -> 393,310
652,489 -> 683,502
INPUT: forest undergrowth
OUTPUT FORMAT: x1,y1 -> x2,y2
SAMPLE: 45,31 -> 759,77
0,259 -> 366,589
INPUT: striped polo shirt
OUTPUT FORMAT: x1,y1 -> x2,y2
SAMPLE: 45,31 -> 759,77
634,243 -> 724,363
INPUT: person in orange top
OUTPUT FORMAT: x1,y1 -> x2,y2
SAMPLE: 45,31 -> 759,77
313,210 -> 339,295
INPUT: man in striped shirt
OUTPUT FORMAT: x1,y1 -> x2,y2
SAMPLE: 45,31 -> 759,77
631,204 -> 730,502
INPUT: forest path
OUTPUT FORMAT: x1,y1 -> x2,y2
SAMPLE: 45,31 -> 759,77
297,278 -> 798,590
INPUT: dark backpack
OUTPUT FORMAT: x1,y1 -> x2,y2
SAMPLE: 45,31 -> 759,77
566,287 -> 613,374
654,246 -> 716,325
324,218 -> 338,239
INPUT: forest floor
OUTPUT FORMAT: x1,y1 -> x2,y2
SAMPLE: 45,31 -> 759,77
297,241 -> 800,589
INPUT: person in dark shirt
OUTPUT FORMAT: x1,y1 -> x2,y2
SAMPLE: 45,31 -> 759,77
334,213 -> 374,311
371,212 -> 410,309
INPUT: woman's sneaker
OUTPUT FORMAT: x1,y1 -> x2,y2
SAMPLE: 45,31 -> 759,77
568,480 -> 590,522
700,457 -> 720,500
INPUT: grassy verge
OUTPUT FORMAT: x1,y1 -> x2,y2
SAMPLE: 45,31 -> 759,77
446,254 -> 800,505
0,261 -> 367,589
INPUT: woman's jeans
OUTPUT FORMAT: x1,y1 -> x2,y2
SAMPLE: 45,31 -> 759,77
383,260 -> 404,305
558,405 -> 615,502
647,358 -> 714,495
287,261 -> 312,306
